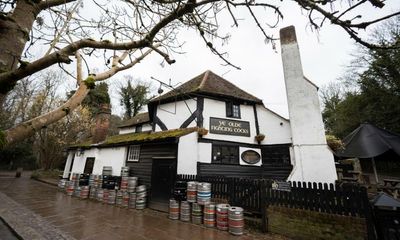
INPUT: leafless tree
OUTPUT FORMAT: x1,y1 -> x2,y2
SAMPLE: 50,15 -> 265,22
0,0 -> 399,148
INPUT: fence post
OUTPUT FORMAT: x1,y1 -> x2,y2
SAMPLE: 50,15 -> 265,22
260,180 -> 268,233
361,187 -> 377,240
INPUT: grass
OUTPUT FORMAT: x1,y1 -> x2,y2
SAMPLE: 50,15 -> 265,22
31,169 -> 62,180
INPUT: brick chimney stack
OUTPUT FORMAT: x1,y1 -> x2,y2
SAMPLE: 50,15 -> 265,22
92,103 -> 111,143
280,26 -> 337,184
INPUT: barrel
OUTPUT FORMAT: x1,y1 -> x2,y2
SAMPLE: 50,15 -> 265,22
97,189 -> 104,201
191,203 -> 202,225
228,207 -> 244,236
103,189 -> 109,203
71,173 -> 80,182
180,201 -> 191,222
203,203 -> 216,228
120,177 -> 129,191
58,179 -> 67,191
197,182 -> 211,205
89,174 -> 95,187
80,186 -> 90,199
66,181 -> 74,196
102,166 -> 112,176
129,192 -> 137,209
127,177 -> 138,193
187,181 -> 197,203
122,191 -> 130,208
94,175 -> 102,188
216,204 -> 230,231
136,197 -> 146,210
74,186 -> 81,197
169,199 -> 180,220
89,187 -> 97,199
108,190 -> 116,205
116,190 -> 123,206
136,185 -> 147,198
120,166 -> 130,177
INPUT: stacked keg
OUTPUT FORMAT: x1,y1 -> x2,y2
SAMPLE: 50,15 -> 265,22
89,186 -> 97,199
80,186 -> 90,199
228,207 -> 244,236
73,186 -> 81,197
102,189 -> 109,203
216,204 -> 230,231
169,199 -> 179,220
186,181 -> 197,202
102,166 -> 112,176
108,189 -> 116,205
96,188 -> 104,201
180,201 -> 191,222
58,179 -> 67,191
191,203 -> 203,225
66,181 -> 75,196
121,191 -> 130,208
197,182 -> 211,205
116,190 -> 124,206
203,203 -> 216,228
136,185 -> 147,210
120,166 -> 129,177
129,192 -> 137,209
127,177 -> 138,193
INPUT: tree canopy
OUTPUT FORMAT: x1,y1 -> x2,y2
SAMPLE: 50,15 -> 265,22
322,16 -> 400,139
118,77 -> 152,120
0,0 -> 399,148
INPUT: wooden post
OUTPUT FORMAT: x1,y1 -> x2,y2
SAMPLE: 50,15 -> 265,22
371,157 -> 379,184
260,180 -> 268,233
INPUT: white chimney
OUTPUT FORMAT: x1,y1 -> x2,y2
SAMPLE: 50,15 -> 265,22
280,26 -> 337,184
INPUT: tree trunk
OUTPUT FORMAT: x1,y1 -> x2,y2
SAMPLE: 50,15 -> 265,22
4,83 -> 89,147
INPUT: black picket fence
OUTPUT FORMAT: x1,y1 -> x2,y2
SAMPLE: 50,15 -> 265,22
176,174 -> 375,238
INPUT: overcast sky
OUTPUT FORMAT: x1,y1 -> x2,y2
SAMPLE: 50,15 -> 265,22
101,1 -> 399,118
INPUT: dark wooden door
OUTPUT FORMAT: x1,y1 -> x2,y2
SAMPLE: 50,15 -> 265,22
151,158 -> 176,202
84,157 -> 95,174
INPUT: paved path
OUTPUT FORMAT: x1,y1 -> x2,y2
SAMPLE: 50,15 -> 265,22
0,172 -> 287,240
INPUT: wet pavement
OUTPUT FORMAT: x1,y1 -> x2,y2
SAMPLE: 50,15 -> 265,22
0,172 -> 287,240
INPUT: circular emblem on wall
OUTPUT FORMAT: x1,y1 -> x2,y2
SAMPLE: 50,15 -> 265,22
241,150 -> 261,164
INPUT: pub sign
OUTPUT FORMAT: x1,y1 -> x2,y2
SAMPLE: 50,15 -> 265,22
209,117 -> 250,137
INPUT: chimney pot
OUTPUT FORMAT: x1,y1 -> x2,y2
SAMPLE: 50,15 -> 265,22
280,26 -> 297,45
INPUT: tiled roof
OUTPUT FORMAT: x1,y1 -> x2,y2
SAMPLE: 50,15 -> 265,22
69,127 -> 202,148
118,112 -> 150,128
151,70 -> 262,103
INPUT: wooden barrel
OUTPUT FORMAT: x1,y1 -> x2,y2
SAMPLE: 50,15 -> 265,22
102,189 -> 109,203
129,192 -> 136,209
203,203 -> 216,228
96,189 -> 104,201
122,191 -> 130,208
192,203 -> 203,225
66,181 -> 74,196
120,166 -> 130,177
136,185 -> 147,198
116,190 -> 123,206
102,166 -> 112,176
136,197 -> 146,210
169,199 -> 180,220
127,177 -> 138,193
108,190 -> 116,205
228,207 -> 244,236
180,201 -> 191,222
216,204 -> 230,231
197,182 -> 211,205
187,181 -> 197,203
120,177 -> 129,191
80,186 -> 89,199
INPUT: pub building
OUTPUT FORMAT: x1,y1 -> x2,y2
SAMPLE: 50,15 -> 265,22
63,26 -> 337,209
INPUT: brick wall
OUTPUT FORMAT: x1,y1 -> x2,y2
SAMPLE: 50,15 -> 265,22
266,205 -> 367,240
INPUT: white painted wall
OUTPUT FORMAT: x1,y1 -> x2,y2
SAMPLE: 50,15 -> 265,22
239,147 -> 262,166
119,123 -> 152,134
177,132 -> 198,174
63,151 -> 75,178
156,98 -> 197,131
92,147 -> 127,176
198,142 -> 212,164
70,148 -> 97,176
281,27 -> 337,184
256,105 -> 292,144
202,98 -> 257,144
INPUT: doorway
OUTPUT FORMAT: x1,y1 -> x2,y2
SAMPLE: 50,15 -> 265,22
84,157 -> 95,174
151,158 -> 177,203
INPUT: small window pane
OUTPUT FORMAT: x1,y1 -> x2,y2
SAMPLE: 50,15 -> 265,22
127,145 -> 140,162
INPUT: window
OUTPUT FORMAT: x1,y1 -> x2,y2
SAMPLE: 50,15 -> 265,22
127,145 -> 140,162
226,102 -> 240,118
212,145 -> 239,164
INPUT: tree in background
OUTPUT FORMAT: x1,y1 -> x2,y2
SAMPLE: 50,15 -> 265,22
118,77 -> 152,120
322,16 -> 400,139
0,0 -> 398,149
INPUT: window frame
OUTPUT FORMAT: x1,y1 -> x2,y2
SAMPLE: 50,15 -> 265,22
211,144 -> 239,165
127,145 -> 140,162
226,101 -> 241,119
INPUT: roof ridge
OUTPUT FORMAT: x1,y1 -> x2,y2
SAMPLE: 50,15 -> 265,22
198,70 -> 210,90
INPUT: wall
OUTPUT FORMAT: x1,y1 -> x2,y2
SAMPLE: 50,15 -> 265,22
266,205 -> 367,240
70,148 -> 97,176
177,132 -> 198,175
256,105 -> 292,144
119,124 -> 152,134
202,98 -> 257,144
62,151 -> 75,178
155,98 -> 197,131
92,147 -> 127,176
